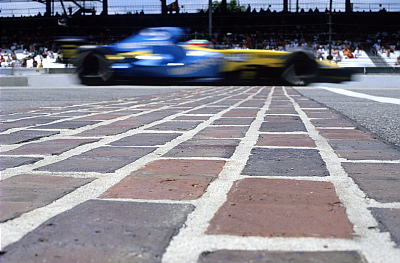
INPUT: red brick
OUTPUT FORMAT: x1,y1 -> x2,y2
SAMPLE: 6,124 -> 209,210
0,130 -> 59,145
199,250 -> 365,263
297,101 -> 324,108
267,108 -> 298,114
0,156 -> 43,170
207,178 -> 354,238
318,129 -> 373,140
146,121 -> 202,131
342,163 -> 400,202
222,109 -> 259,117
238,100 -> 265,107
2,138 -> 98,156
242,148 -> 329,177
188,107 -> 228,114
110,133 -> 181,146
164,139 -> 239,158
36,147 -> 156,173
303,110 -> 342,119
311,118 -> 355,127
257,134 -> 316,147
196,126 -> 248,139
260,115 -> 306,132
1,174 -> 93,222
212,118 -> 255,125
75,113 -> 126,121
173,115 -> 210,121
100,176 -> 214,200
212,99 -> 241,106
31,120 -> 99,130
1,200 -> 194,263
101,159 -> 225,200
370,208 -> 400,247
328,139 -> 400,160
129,159 -> 226,176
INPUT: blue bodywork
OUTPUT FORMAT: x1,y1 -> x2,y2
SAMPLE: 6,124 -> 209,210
85,27 -> 224,81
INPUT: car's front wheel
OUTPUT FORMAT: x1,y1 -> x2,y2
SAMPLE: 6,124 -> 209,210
281,52 -> 318,86
75,51 -> 113,86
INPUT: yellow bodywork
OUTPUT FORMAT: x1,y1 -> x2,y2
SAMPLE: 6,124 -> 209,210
105,50 -> 152,60
184,46 -> 287,66
182,45 -> 290,79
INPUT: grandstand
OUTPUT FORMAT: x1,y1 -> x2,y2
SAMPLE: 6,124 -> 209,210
1,0 -> 400,17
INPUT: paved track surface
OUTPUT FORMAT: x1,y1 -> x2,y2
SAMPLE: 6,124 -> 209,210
1,83 -> 400,262
300,75 -> 400,147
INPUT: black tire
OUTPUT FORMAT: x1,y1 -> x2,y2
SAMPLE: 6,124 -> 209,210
281,52 -> 319,86
75,51 -> 113,86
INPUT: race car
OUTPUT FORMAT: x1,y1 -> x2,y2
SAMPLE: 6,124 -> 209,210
73,27 -> 354,86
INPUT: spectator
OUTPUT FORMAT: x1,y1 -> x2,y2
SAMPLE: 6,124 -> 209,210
343,47 -> 350,57
332,48 -> 341,62
395,55 -> 400,66
347,50 -> 354,58
386,48 -> 392,58
354,47 -> 362,58
316,46 -> 325,60
21,58 -> 27,67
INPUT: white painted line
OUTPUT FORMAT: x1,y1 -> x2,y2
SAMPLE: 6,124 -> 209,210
318,86 -> 400,105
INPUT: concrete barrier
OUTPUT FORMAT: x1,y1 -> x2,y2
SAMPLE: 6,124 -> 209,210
0,76 -> 28,86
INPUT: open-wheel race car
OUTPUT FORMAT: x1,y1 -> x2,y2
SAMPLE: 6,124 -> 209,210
73,27 -> 354,86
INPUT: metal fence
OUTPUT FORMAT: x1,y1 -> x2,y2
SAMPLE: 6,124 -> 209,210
1,1 -> 399,17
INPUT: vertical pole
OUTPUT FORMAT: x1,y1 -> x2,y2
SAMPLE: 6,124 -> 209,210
161,0 -> 167,15
345,0 -> 352,13
327,0 -> 333,60
102,0 -> 108,15
45,0 -> 51,16
209,0 -> 212,38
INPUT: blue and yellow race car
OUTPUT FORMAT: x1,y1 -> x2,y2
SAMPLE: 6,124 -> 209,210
73,27 -> 354,86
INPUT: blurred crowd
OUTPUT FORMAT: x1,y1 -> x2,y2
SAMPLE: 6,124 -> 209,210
1,27 -> 399,68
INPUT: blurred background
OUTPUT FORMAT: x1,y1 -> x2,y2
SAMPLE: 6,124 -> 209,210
1,1 -> 399,70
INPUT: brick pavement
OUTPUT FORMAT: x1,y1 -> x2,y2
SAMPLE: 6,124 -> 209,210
1,86 -> 399,263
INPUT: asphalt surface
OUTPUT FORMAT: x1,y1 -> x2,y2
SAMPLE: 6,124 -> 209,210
1,75 -> 400,262
299,75 -> 400,147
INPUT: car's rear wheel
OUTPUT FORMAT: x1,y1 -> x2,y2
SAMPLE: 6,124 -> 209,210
75,51 -> 113,86
281,52 -> 318,86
